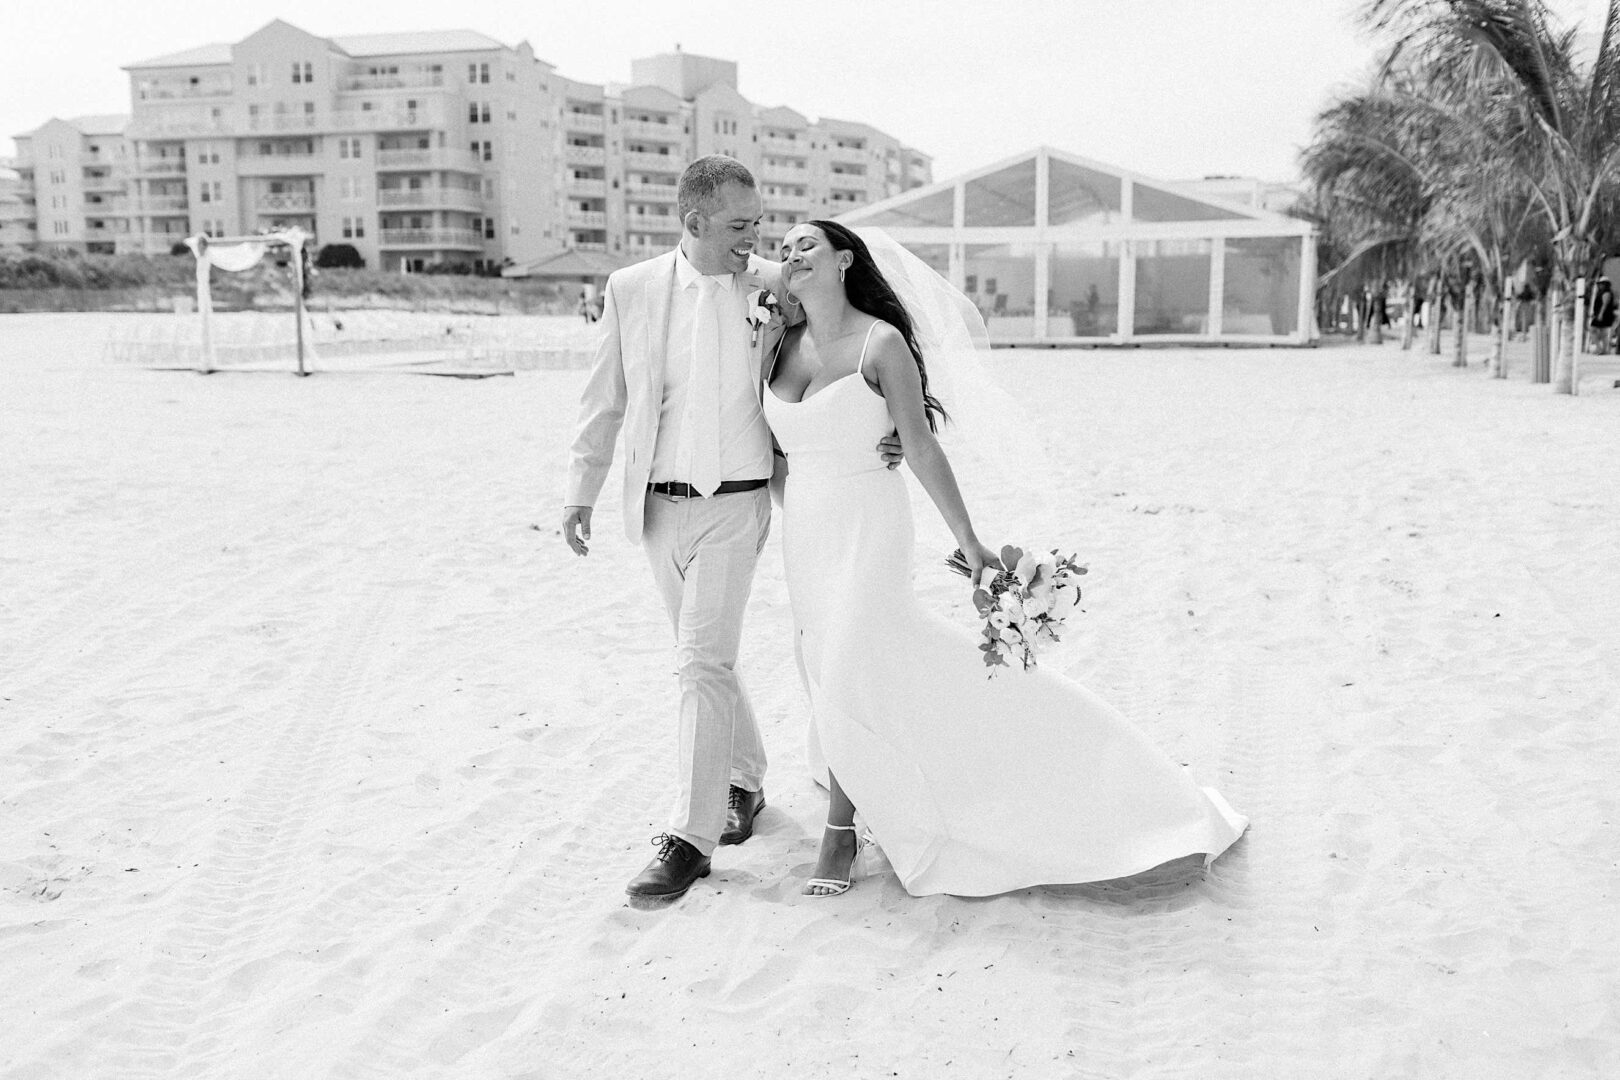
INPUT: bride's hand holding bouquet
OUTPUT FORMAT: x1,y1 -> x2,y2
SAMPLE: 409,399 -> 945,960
947,545 -> 1088,675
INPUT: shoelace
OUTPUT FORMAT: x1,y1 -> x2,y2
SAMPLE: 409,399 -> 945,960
648,833 -> 685,862
727,787 -> 749,811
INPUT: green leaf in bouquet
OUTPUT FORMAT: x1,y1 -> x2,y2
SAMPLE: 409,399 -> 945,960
972,588 -> 994,617
1000,545 -> 1024,572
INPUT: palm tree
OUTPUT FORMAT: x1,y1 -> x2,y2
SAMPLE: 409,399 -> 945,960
1301,88 -> 1432,347
1366,0 -> 1620,392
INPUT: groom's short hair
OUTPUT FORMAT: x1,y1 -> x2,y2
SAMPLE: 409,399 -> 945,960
678,155 -> 756,224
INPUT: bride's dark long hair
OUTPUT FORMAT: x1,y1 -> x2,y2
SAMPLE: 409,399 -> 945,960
808,219 -> 949,433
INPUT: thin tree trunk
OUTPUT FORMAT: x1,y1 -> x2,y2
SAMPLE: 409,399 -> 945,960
1370,288 -> 1385,345
1427,276 -> 1444,354
1551,288 -> 1568,390
1532,295 -> 1548,382
1453,290 -> 1468,367
1493,291 -> 1509,378
1401,281 -> 1415,350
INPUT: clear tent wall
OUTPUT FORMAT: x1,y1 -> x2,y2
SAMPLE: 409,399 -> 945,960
837,146 -> 1316,347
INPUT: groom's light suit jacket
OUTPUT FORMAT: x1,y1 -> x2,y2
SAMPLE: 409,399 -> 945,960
566,249 -> 795,544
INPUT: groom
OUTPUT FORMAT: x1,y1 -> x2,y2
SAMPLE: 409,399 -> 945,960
563,156 -> 897,903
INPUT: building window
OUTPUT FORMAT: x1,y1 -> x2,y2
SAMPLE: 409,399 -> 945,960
468,62 -> 489,84
484,218 -> 496,239
338,138 -> 361,159
470,140 -> 492,162
341,216 -> 365,239
292,61 -> 314,84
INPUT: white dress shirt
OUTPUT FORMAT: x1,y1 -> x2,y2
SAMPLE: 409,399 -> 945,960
651,248 -> 774,485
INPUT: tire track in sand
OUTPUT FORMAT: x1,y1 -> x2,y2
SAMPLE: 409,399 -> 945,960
46,587 -> 398,1079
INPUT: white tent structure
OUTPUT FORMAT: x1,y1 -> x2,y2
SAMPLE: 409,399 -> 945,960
838,146 -> 1317,347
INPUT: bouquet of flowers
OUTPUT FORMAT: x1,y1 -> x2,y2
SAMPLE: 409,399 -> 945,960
946,546 -> 1087,675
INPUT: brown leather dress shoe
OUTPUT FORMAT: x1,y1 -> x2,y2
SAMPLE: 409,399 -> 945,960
625,833 -> 711,901
718,785 -> 766,845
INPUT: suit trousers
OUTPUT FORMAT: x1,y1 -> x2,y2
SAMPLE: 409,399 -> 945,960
641,486 -> 771,856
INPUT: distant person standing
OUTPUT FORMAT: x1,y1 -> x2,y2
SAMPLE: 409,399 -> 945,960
1589,277 -> 1616,354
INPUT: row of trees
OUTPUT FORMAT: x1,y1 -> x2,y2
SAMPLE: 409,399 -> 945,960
1301,0 -> 1620,391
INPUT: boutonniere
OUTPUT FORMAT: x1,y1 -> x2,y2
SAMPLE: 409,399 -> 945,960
746,288 -> 783,347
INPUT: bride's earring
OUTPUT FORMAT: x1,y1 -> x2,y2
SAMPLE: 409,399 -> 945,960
839,264 -> 847,283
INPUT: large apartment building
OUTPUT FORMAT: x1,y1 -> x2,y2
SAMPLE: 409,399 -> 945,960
4,20 -> 931,272
11,116 -> 131,253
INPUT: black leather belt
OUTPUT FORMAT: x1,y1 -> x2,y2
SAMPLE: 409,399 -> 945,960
648,478 -> 769,499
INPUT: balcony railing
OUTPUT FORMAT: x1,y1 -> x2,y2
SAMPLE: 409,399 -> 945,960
764,194 -> 810,212
623,119 -> 682,142
375,147 -> 481,173
132,112 -> 234,138
236,152 -> 319,175
243,113 -> 321,134
625,182 -> 677,200
378,227 -> 482,249
256,192 -> 316,212
131,160 -> 188,177
570,241 -> 607,252
126,195 -> 189,215
760,164 -> 808,184
82,172 -> 125,193
564,144 -> 606,165
565,177 -> 607,196
139,84 -> 233,100
760,136 -> 808,157
624,150 -> 681,173
567,209 -> 607,228
377,187 -> 482,211
331,104 -> 447,132
563,111 -> 605,133
340,72 -> 447,92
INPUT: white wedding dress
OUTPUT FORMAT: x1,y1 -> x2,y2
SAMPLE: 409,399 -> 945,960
764,327 -> 1247,897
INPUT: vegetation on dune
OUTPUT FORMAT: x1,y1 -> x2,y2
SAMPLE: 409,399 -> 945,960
0,247 -> 573,315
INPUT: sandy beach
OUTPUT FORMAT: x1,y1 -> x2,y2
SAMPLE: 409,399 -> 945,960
2,311 -> 1617,1079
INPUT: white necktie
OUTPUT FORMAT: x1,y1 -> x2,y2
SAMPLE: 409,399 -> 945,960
684,276 -> 723,497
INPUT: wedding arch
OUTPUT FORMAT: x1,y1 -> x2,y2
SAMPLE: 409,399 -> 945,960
184,229 -> 314,375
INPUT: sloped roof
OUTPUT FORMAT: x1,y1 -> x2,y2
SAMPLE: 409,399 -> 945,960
503,248 -> 633,279
818,118 -> 887,140
125,43 -> 234,69
126,27 -> 507,69
841,145 -> 1310,232
333,30 -> 509,57
68,114 -> 130,137
756,106 -> 808,129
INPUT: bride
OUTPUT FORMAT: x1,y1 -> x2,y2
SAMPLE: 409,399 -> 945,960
764,221 -> 1247,898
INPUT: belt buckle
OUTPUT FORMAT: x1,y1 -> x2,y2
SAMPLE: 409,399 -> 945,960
661,483 -> 695,501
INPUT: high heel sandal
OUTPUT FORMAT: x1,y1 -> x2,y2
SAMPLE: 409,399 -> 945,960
804,823 -> 864,897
